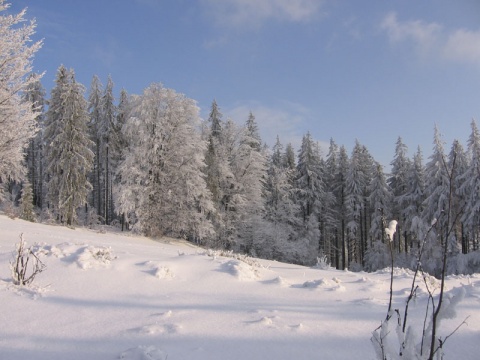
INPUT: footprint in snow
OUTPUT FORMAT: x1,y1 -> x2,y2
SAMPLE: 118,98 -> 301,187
119,345 -> 167,360
130,322 -> 180,335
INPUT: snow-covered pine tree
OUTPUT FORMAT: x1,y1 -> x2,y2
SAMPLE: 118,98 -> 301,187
203,100 -> 239,248
459,120 -> 480,253
447,140 -> 467,257
112,88 -> 131,230
45,69 -> 94,226
345,140 -> 373,268
263,136 -> 301,262
232,112 -> 267,255
324,139 -> 340,267
364,162 -> 393,271
334,145 -> 349,269
368,162 -> 392,243
87,75 -> 104,220
43,65 -> 70,211
320,139 -> 341,266
283,143 -> 296,171
295,132 -> 324,264
388,137 -> 411,253
0,1 -> 42,190
421,126 -> 451,276
99,75 -> 117,225
19,180 -> 35,222
116,83 -> 214,241
402,146 -> 426,250
23,76 -> 46,209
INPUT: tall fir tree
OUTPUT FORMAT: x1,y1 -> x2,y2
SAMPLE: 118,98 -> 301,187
263,136 -> 301,262
43,65 -> 70,210
402,146 -> 426,250
23,77 -> 46,208
295,132 -> 324,264
232,112 -> 267,255
458,120 -> 480,252
87,75 -> 104,220
45,69 -> 94,225
388,137 -> 411,253
99,75 -> 117,224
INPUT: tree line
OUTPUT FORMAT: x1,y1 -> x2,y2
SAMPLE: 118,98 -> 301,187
2,2 -> 480,276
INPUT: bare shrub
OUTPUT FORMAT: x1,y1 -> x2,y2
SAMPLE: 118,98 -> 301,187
10,233 -> 46,286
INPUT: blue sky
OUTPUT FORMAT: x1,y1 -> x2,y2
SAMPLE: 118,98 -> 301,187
9,0 -> 480,168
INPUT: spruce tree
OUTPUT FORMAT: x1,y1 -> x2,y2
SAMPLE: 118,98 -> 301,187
45,68 -> 94,226
458,120 -> 480,252
87,75 -> 104,220
19,180 -> 35,222
388,137 -> 411,253
23,77 -> 46,209
232,112 -> 267,254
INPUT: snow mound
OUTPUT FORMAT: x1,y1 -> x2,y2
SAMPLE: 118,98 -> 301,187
220,259 -> 259,280
140,261 -> 175,279
153,266 -> 174,279
75,245 -> 116,269
37,242 -> 115,269
263,276 -> 289,286
301,278 -> 330,289
119,345 -> 168,360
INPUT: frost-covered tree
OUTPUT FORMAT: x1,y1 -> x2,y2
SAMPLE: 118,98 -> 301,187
295,132 -> 324,264
232,112 -> 267,255
99,75 -> 117,225
203,100 -> 240,248
324,139 -> 340,267
263,136 -> 301,262
112,88 -> 131,230
364,163 -> 393,272
45,69 -> 94,226
319,139 -> 339,266
368,162 -> 392,243
115,83 -> 214,241
87,75 -> 103,218
458,120 -> 480,252
334,145 -> 349,269
422,127 -> 450,233
447,140 -> 467,257
19,180 -> 35,222
421,126 -> 451,275
23,77 -> 46,208
388,137 -> 411,253
284,143 -> 296,171
345,140 -> 374,268
402,146 -> 426,250
43,65 -> 70,210
0,2 -> 42,188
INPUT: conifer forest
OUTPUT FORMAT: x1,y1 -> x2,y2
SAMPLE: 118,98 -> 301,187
2,1 -> 480,277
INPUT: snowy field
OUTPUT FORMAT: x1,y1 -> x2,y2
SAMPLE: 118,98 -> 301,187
0,214 -> 479,360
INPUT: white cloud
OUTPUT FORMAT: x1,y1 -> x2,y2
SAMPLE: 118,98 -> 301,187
203,0 -> 325,28
381,12 -> 480,67
381,12 -> 441,57
443,28 -> 480,65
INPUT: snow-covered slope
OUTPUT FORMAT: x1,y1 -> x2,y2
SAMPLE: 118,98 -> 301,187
0,215 -> 478,359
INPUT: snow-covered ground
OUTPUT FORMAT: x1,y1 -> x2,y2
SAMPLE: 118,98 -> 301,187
0,214 -> 479,360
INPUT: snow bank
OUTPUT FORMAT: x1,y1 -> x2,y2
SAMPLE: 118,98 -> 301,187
0,215 -> 478,360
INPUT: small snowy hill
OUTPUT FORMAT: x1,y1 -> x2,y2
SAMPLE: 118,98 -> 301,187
0,215 -> 479,359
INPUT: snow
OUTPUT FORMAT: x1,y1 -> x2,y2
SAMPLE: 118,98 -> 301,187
1,214 -> 479,359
